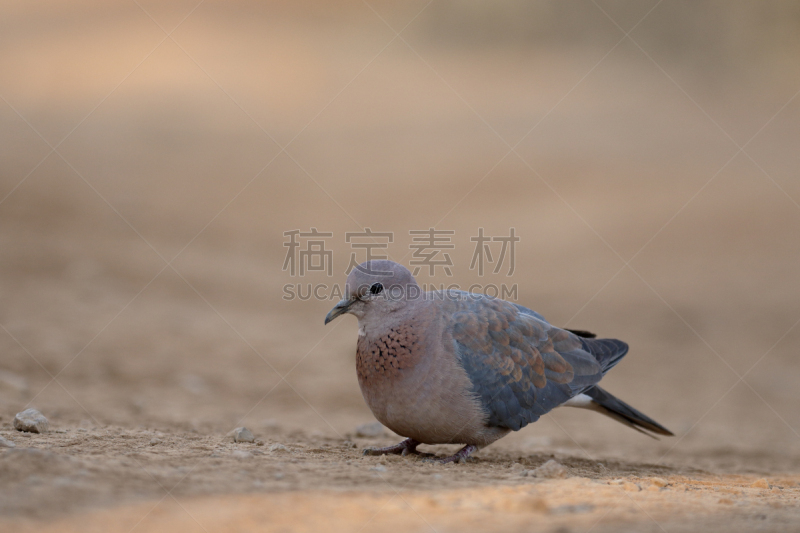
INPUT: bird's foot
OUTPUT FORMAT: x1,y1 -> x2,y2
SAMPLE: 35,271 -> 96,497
423,444 -> 479,465
363,438 -> 427,457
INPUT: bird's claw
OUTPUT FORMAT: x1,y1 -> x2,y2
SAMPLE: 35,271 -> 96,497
421,445 -> 478,465
361,438 -> 421,457
363,441 -> 476,463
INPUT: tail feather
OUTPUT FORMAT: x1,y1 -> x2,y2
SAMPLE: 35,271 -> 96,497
583,386 -> 674,437
579,338 -> 628,374
565,328 -> 596,339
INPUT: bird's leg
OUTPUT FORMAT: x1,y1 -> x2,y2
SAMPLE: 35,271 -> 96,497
363,438 -> 423,457
425,444 -> 479,464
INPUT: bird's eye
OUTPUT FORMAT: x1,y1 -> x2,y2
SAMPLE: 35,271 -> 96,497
370,283 -> 383,295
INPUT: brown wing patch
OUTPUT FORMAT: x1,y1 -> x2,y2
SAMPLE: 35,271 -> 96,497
450,300 -> 550,391
541,350 -> 574,383
489,329 -> 510,346
450,294 -> 608,431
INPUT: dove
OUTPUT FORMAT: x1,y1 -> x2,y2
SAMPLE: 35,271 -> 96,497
325,260 -> 672,464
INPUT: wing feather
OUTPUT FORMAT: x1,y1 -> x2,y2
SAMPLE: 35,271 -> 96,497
445,293 -> 612,431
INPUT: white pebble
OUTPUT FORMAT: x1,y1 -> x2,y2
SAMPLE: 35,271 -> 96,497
530,459 -> 568,479
228,427 -> 255,443
268,443 -> 289,453
14,408 -> 49,433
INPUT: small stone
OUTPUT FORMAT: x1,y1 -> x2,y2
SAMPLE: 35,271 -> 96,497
268,443 -> 289,453
14,408 -> 49,433
750,478 -> 770,489
650,477 -> 668,488
646,485 -> 660,492
232,450 -> 252,459
531,459 -> 568,479
355,422 -> 385,438
623,482 -> 641,492
228,427 -> 255,443
0,436 -> 15,448
149,438 -> 161,446
370,465 -> 387,472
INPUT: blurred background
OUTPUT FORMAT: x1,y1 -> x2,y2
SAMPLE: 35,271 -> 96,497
1,0 -> 799,473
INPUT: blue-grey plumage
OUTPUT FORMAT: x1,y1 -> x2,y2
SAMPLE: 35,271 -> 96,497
447,294 -> 628,430
325,260 -> 672,464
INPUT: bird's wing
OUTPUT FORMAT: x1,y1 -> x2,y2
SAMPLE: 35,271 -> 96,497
446,294 -> 613,431
510,301 -> 549,323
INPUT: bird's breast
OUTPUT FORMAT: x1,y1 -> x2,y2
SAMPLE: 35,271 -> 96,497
355,322 -> 422,386
354,316 -> 503,446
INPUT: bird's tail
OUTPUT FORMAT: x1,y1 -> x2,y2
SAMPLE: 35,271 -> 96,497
583,385 -> 674,438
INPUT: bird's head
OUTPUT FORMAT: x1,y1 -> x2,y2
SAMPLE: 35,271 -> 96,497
324,260 -> 419,324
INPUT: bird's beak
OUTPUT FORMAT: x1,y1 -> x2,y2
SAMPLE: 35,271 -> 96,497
324,298 -> 353,325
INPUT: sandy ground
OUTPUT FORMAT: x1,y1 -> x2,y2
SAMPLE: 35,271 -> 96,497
1,424 -> 800,533
2,1 -> 800,531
